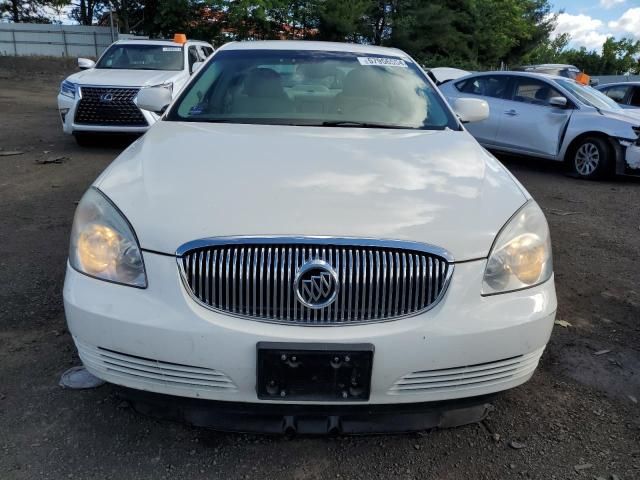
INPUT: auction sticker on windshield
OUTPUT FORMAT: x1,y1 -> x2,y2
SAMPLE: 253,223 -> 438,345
163,47 -> 182,52
357,57 -> 408,67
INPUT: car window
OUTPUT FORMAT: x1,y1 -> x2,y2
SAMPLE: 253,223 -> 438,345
601,85 -> 631,103
96,44 -> 183,71
188,46 -> 200,70
168,49 -> 459,130
629,87 -> 640,107
511,78 -> 563,106
457,75 -> 509,99
202,46 -> 214,58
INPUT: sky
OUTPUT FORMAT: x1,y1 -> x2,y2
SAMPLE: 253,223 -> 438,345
553,0 -> 640,50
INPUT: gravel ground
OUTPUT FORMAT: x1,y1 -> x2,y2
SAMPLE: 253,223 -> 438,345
0,59 -> 639,480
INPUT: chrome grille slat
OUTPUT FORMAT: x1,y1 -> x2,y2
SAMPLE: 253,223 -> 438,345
179,239 -> 452,326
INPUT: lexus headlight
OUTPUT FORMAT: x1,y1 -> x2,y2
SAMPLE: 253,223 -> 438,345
69,188 -> 147,288
482,201 -> 552,295
60,80 -> 77,99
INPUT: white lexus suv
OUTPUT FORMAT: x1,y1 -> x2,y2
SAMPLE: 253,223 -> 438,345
63,41 -> 557,434
57,37 -> 214,145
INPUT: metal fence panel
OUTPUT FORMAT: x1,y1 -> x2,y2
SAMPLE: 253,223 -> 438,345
0,24 -> 116,57
594,75 -> 640,85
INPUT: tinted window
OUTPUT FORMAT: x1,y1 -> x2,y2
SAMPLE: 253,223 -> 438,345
512,78 -> 563,106
457,75 -> 509,99
188,46 -> 200,70
630,87 -> 640,107
601,85 -> 631,103
168,49 -> 458,130
202,46 -> 214,57
96,44 -> 183,71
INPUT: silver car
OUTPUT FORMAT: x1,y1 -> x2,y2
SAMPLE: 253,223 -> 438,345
440,71 -> 640,178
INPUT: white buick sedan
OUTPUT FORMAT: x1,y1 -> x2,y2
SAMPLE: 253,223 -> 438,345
64,41 -> 556,434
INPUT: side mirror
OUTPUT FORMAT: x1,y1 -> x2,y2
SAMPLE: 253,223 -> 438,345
78,58 -> 96,70
136,86 -> 173,115
453,98 -> 489,123
191,61 -> 204,74
549,96 -> 568,108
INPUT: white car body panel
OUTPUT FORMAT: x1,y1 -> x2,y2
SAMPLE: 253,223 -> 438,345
63,41 -> 557,411
57,39 -> 213,135
64,255 -> 556,404
95,122 -> 527,261
440,71 -> 640,170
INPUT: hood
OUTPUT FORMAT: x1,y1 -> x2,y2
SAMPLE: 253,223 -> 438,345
66,68 -> 182,87
96,122 -> 528,261
599,107 -> 640,124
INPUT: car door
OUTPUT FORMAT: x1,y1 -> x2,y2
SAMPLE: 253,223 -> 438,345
493,76 -> 573,158
450,75 -> 511,146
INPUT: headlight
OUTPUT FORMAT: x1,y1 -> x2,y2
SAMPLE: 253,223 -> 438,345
60,80 -> 77,99
482,201 -> 552,295
69,188 -> 147,288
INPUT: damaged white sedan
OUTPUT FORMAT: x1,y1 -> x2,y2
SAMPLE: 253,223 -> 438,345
440,71 -> 640,178
63,41 -> 557,434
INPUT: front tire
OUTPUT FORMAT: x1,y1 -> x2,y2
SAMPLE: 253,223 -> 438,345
570,136 -> 611,179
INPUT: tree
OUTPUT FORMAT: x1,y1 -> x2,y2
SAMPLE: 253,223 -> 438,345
317,0 -> 369,42
1,0 -> 66,22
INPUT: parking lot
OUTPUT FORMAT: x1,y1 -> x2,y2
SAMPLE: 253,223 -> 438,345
1,57 -> 639,479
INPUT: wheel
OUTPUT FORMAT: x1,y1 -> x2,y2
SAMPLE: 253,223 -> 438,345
570,136 -> 612,179
73,133 -> 95,147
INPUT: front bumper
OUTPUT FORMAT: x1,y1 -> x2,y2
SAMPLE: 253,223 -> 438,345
57,92 -> 157,135
63,252 -> 556,405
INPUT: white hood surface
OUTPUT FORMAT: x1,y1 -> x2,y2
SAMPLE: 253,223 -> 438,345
96,122 -> 528,261
66,68 -> 181,88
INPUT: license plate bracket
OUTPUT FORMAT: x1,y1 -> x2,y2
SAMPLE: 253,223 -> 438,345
257,342 -> 374,401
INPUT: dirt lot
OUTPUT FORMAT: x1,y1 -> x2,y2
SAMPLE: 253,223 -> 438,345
0,58 -> 639,480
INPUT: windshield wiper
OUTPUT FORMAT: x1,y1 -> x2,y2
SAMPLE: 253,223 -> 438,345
321,121 -> 418,129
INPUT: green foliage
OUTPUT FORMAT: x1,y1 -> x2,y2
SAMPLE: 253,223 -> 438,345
14,0 -> 637,75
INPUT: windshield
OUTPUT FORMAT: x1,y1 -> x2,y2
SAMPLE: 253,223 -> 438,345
96,44 -> 184,71
167,49 -> 458,130
557,79 -> 621,110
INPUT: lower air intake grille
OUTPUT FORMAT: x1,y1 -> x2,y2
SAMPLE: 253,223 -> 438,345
76,339 -> 237,392
178,238 -> 453,325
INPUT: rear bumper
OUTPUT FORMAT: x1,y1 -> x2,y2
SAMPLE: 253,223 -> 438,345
120,387 -> 496,434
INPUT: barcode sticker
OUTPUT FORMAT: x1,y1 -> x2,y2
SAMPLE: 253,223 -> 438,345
357,57 -> 408,67
163,47 -> 182,52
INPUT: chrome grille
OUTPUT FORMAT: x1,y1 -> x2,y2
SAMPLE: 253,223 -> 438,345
75,86 -> 147,126
178,238 -> 453,325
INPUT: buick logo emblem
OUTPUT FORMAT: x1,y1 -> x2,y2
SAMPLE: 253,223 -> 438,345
294,260 -> 339,309
99,93 -> 114,103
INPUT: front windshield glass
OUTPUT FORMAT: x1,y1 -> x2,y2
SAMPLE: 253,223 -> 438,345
557,79 -> 621,110
167,49 -> 458,130
96,44 -> 184,71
